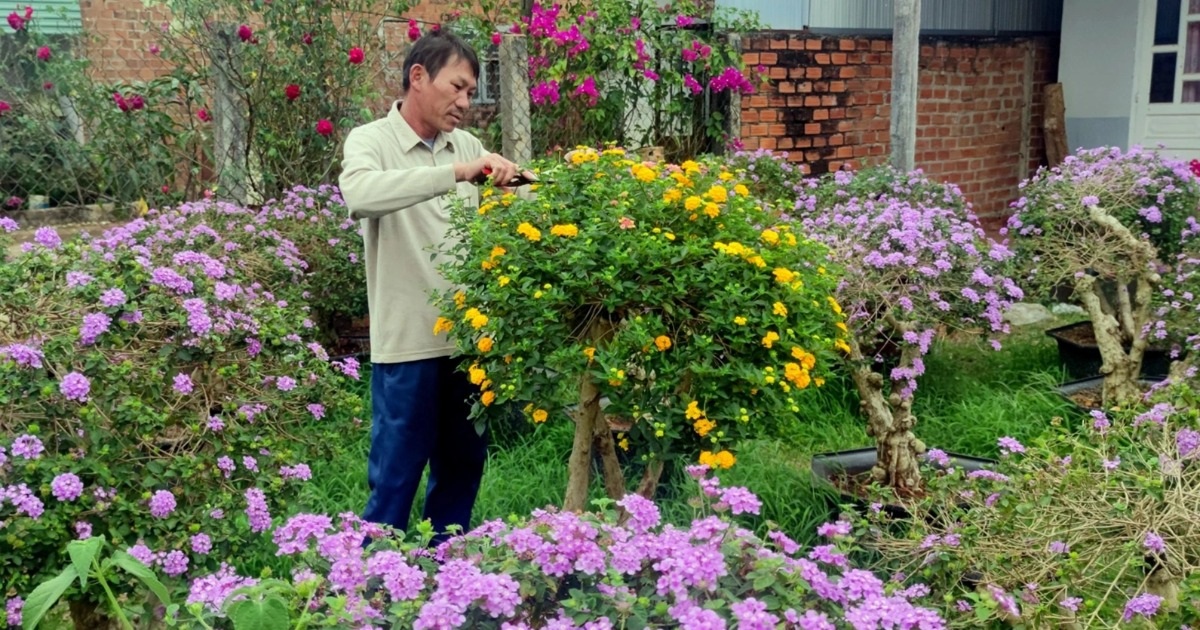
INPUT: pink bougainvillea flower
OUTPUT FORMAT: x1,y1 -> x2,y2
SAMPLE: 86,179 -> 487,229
113,92 -> 130,112
0,101 -> 9,115
531,80 -> 560,106
407,19 -> 421,41
347,47 -> 364,64
315,119 -> 334,137
237,24 -> 253,42
196,108 -> 210,122
129,94 -> 144,110
676,15 -> 695,27
491,32 -> 502,46
573,76 -> 599,107
682,47 -> 699,62
36,46 -> 51,61
683,74 -> 703,95
285,83 -> 301,101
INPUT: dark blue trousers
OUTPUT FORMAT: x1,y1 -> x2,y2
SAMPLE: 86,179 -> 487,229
363,358 -> 488,543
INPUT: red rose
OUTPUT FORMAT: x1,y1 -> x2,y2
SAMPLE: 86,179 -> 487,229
285,83 -> 301,101
196,108 -> 210,122
237,24 -> 252,42
36,46 -> 51,61
315,119 -> 334,137
23,5 -> 32,20
7,12 -> 24,31
348,47 -> 364,64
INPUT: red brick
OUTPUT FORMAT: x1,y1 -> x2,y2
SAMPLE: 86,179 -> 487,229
831,52 -> 848,65
793,137 -> 813,148
813,109 -> 829,121
821,95 -> 838,107
813,137 -> 827,148
760,52 -> 778,65
804,123 -> 821,135
770,39 -> 787,50
828,160 -> 843,171
759,137 -> 777,150
829,81 -> 847,92
778,138 -> 794,149
742,110 -> 760,123
839,39 -> 856,51
806,39 -> 823,51
743,52 -> 760,65
836,146 -> 854,159
805,67 -> 823,79
804,96 -> 821,107
779,82 -> 796,94
769,66 -> 787,79
815,53 -> 831,64
839,66 -> 857,79
789,39 -> 808,50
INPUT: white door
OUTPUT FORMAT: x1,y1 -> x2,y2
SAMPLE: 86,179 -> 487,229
1132,0 -> 1200,160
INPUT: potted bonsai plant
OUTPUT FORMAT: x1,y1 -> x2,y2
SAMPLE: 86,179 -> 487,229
433,147 -> 846,511
1006,146 -> 1200,407
793,166 -> 1020,496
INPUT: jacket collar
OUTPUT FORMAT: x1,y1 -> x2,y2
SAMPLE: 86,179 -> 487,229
388,100 -> 455,154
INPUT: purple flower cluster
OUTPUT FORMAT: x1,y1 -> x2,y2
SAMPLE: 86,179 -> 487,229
50,473 -> 83,501
0,342 -> 44,369
148,490 -> 177,518
245,487 -> 272,533
1,484 -> 45,519
795,166 -> 1018,397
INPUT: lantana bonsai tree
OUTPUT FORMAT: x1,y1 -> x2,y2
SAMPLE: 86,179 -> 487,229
794,166 -> 1022,495
1007,146 -> 1200,405
434,147 -> 846,511
0,189 -> 364,624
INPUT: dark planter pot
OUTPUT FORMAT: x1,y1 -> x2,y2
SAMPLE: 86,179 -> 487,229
1055,374 -> 1166,412
1045,321 -> 1173,380
811,447 -> 997,520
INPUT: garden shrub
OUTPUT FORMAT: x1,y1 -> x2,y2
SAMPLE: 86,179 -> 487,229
56,466 -> 948,629
433,147 -> 847,510
858,380 -> 1200,627
0,192 -> 364,619
1006,146 -> 1200,404
792,166 -> 1021,494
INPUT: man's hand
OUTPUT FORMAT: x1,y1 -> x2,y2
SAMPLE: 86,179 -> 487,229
455,154 -> 532,186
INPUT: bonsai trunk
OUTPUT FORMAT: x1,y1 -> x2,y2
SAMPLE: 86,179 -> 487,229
847,332 -> 924,496
563,317 -> 628,512
1078,205 -> 1162,406
1075,273 -> 1151,406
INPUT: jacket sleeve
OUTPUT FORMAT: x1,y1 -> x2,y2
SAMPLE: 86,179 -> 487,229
338,127 -> 459,220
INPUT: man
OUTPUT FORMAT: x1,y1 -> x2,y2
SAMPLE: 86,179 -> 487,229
338,29 -> 523,543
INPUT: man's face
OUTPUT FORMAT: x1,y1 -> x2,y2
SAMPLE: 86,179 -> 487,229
413,55 -> 477,133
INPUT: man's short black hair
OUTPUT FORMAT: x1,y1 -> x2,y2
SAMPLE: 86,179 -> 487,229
402,29 -> 480,92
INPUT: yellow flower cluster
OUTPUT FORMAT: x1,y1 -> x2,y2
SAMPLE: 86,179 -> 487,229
477,337 -> 494,353
532,409 -> 549,423
463,307 -> 489,329
517,222 -> 541,242
680,160 -> 701,175
631,163 -> 657,183
569,146 -> 599,164
699,450 -> 736,469
734,183 -> 750,197
772,302 -> 788,317
791,346 -> 817,370
654,335 -> 672,351
482,245 -> 506,270
663,188 -> 683,203
783,362 -> 812,389
762,331 -> 780,348
433,317 -> 453,335
478,201 -> 497,215
706,185 -> 728,204
686,401 -> 715,437
550,224 -> 579,238
469,364 -> 487,386
712,241 -> 766,268
454,291 -> 467,309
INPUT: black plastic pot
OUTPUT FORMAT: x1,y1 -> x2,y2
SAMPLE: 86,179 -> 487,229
811,447 -> 997,519
1055,374 -> 1166,412
1045,321 -> 1173,380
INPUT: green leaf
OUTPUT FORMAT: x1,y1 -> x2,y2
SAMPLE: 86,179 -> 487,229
22,566 -> 78,630
227,596 -> 290,630
66,535 -> 104,590
112,550 -> 171,606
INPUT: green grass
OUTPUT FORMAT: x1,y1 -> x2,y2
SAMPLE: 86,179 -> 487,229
284,323 -> 1079,557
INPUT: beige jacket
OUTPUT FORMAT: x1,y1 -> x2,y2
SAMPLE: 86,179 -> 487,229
339,101 -> 487,364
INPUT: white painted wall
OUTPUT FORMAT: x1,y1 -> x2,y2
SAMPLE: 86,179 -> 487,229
1058,0 -> 1140,149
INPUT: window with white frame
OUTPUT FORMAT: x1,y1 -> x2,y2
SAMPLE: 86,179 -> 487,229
1149,0 -> 1200,103
472,46 -> 501,105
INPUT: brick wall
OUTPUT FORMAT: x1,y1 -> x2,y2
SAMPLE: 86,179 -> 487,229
740,33 -> 1059,230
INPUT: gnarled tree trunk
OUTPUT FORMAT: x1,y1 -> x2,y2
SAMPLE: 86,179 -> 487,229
847,332 -> 924,496
564,317 -> 627,512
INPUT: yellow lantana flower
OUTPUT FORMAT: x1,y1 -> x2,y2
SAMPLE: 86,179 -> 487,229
654,335 -> 672,351
470,313 -> 489,329
773,302 -> 788,317
680,160 -> 701,174
498,276 -> 511,287
631,164 -> 657,182
835,339 -> 851,354
762,331 -> 780,348
477,337 -> 494,353
517,222 -> 541,242
774,267 -> 797,284
706,185 -> 728,203
454,291 -> 467,309
478,201 -> 498,215
734,316 -> 748,326
663,188 -> 682,203
761,230 -> 780,246
685,400 -> 704,420
718,171 -> 734,181
481,391 -> 496,406
704,203 -> 720,219
550,224 -> 579,238
699,450 -> 736,469
469,365 -> 487,386
684,196 -> 703,211
433,317 -> 453,335
734,183 -> 750,196
828,295 -> 843,315
693,418 -> 716,437
791,347 -> 817,371
490,246 -> 507,259
532,409 -> 549,423
583,347 -> 596,361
